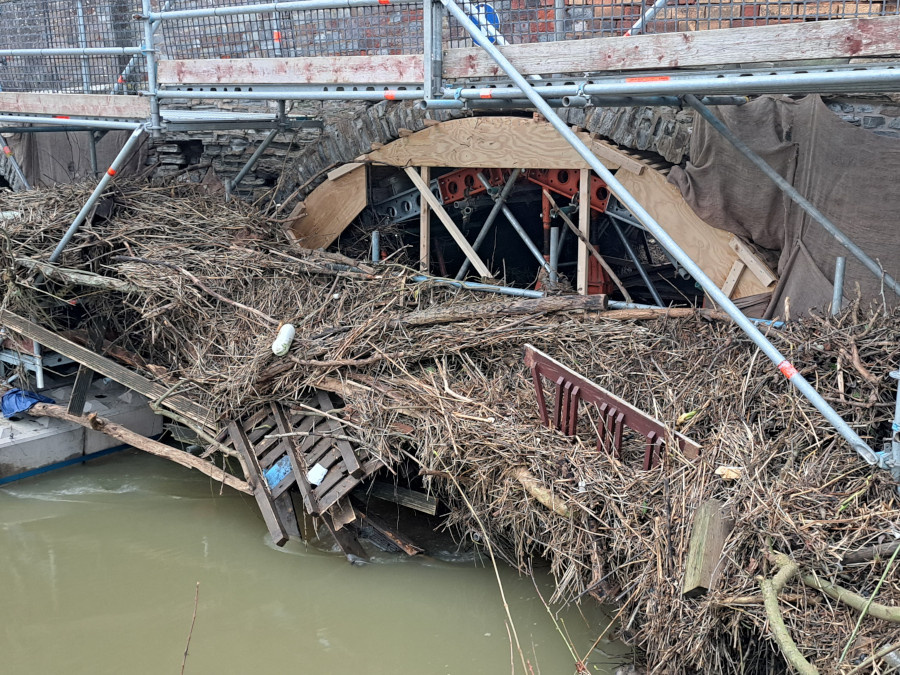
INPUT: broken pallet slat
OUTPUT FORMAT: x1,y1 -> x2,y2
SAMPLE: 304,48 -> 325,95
683,499 -> 735,597
321,511 -> 367,561
359,480 -> 439,516
271,402 -> 322,516
353,506 -> 422,556
318,459 -> 382,514
317,390 -> 363,478
229,420 -> 289,547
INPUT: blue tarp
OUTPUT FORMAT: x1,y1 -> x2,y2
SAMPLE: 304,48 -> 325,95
2,388 -> 55,418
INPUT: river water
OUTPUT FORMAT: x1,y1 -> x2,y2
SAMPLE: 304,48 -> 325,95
0,451 -> 629,674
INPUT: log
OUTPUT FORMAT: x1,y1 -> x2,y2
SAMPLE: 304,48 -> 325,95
15,258 -> 142,293
842,541 -> 900,565
511,467 -> 571,518
27,403 -> 250,495
597,308 -> 733,322
391,294 -> 608,328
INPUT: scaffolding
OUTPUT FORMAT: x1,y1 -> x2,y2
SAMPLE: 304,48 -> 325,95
1,0 -> 899,476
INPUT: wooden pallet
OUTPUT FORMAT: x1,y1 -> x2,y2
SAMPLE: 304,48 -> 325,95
217,392 -> 382,551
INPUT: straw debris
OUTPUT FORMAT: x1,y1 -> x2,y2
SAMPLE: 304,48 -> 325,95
2,180 -> 900,673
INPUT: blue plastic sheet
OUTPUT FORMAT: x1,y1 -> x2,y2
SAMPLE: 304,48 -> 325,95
1,388 -> 55,418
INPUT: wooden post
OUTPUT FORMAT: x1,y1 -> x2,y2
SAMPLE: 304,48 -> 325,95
577,169 -> 590,295
404,167 -> 492,278
683,499 -> 734,597
229,421 -> 289,546
419,166 -> 431,272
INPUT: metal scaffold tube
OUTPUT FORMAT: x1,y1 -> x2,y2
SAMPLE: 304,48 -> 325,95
456,168 -> 521,280
444,65 -> 900,100
0,133 -> 31,191
149,0 -> 420,21
49,127 -> 146,263
684,94 -> 900,299
439,0 -> 879,465
0,116 -> 143,131
156,90 -> 424,102
0,47 -> 141,56
476,172 -> 554,278
225,126 -> 280,199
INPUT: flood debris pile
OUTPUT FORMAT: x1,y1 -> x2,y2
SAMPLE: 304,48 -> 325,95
2,180 -> 900,673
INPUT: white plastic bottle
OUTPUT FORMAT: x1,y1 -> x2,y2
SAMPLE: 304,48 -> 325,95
271,323 -> 296,356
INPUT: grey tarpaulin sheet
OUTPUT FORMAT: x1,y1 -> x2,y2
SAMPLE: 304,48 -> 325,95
669,95 -> 900,319
8,129 -> 147,187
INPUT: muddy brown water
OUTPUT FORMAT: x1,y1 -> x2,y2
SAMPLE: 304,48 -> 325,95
0,450 -> 630,674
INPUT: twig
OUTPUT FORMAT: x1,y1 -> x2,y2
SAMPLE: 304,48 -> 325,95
839,543 -> 900,662
845,643 -> 900,675
758,554 -> 819,675
181,582 -> 200,675
112,255 -> 278,326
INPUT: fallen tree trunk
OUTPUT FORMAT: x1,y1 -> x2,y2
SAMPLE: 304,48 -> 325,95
27,403 -> 251,495
392,294 -> 608,328
596,307 -> 733,322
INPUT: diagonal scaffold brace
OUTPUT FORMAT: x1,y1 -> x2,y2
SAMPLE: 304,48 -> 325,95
439,0 -> 882,467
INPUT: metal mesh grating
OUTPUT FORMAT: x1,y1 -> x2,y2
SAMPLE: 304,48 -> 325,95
156,0 -> 425,58
447,0 -> 899,46
0,0 -> 895,93
0,0 -> 145,93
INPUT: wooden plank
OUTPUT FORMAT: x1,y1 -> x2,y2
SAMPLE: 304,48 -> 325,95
404,166 -> 492,278
331,498 -> 357,530
321,511 -> 367,561
158,55 -> 424,85
273,492 -> 302,539
271,403 -> 322,516
365,117 -> 626,171
721,260 -> 746,298
419,166 -> 431,272
316,391 -> 363,478
729,236 -> 777,287
287,164 -> 367,250
577,169 -> 590,296
327,161 -> 365,181
0,310 -> 211,428
289,490 -> 319,542
68,322 -> 102,417
614,169 -> 772,300
67,365 -> 95,417
0,92 -> 150,119
683,499 -> 734,597
229,421 -> 289,546
29,402 -> 251,495
353,506 -> 422,556
358,481 -> 439,516
443,15 -> 900,78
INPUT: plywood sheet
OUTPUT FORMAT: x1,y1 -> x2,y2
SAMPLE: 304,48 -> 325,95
288,164 -> 367,250
615,169 -> 773,300
363,117 -> 643,172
